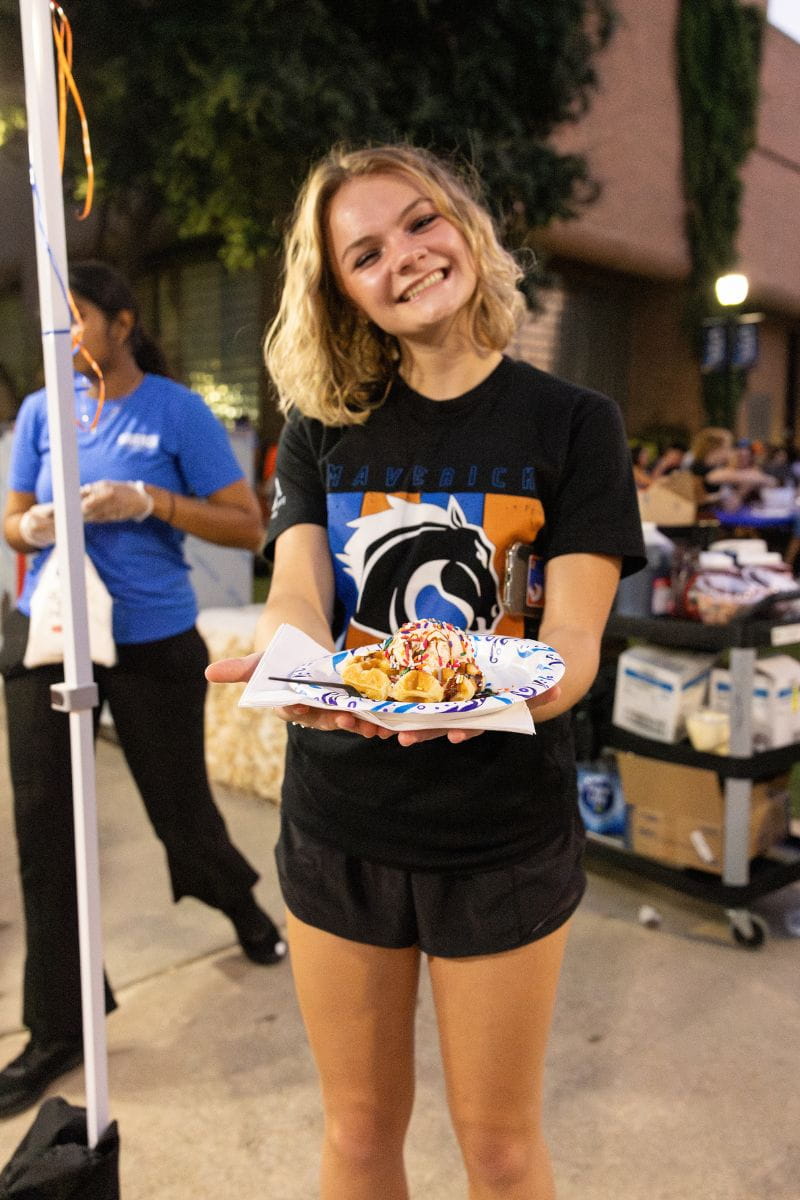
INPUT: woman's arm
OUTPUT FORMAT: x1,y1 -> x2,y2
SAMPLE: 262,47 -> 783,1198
530,552 -> 622,724
254,522 -> 337,652
206,522 -> 390,739
140,477 -> 265,552
3,490 -> 50,552
704,466 -> 776,488
206,522 -> 335,685
6,478 -> 265,553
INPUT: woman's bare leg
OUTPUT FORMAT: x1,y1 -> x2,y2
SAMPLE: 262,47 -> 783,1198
429,920 -> 572,1199
286,910 -> 421,1200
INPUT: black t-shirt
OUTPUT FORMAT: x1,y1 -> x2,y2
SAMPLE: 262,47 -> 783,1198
267,356 -> 645,872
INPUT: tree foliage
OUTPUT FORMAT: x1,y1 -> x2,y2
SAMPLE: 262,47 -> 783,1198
676,0 -> 763,429
39,0 -> 616,273
677,0 -> 763,307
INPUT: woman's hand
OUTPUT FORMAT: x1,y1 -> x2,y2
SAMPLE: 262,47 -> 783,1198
205,652 -> 263,685
205,654 -> 393,739
526,682 -> 562,715
395,726 -> 485,747
81,480 -> 154,522
281,707 -> 482,743
396,680 -> 563,748
19,502 -> 56,548
279,705 -> 395,739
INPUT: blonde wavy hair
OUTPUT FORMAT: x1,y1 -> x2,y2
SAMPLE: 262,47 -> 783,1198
264,144 -> 526,426
690,426 -> 734,463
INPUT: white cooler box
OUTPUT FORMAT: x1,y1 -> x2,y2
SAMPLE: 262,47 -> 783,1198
709,654 -> 800,750
612,644 -> 716,744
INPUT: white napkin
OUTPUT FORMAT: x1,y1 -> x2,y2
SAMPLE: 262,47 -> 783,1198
239,623 -> 535,735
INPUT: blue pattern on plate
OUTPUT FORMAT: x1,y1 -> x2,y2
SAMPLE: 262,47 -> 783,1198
287,634 -> 565,718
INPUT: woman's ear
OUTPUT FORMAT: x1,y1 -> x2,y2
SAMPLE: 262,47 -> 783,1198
112,308 -> 135,346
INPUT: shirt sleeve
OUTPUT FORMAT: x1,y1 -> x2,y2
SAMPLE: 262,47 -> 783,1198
7,391 -> 46,494
264,415 -> 329,556
542,390 -> 646,579
170,391 -> 245,496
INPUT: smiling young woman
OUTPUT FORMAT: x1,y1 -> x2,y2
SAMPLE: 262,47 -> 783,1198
267,144 -> 524,426
326,173 -> 481,349
207,143 -> 646,1199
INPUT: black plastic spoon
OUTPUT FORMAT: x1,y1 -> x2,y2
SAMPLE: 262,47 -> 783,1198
267,674 -> 362,697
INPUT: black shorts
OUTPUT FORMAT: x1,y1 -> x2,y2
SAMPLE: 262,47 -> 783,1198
275,815 -> 585,959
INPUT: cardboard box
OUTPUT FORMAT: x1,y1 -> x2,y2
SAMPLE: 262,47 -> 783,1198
638,472 -> 703,525
612,644 -> 716,743
617,753 -> 790,873
709,655 -> 800,750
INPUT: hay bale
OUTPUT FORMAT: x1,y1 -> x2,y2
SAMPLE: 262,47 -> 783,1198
198,607 -> 286,804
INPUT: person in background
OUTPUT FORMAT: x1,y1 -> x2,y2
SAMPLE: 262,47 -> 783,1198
207,143 -> 645,1199
0,260 -> 286,1121
688,426 -> 777,513
648,440 -> 688,483
630,441 -> 653,489
762,443 -> 793,486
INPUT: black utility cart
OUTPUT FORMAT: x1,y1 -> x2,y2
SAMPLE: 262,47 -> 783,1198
591,605 -> 800,949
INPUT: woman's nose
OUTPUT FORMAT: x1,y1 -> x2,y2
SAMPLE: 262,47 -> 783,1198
394,242 -> 427,273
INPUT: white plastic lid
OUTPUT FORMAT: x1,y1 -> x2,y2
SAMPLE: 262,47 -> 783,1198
698,551 -> 737,569
711,538 -> 767,555
742,552 -> 784,566
734,545 -> 780,563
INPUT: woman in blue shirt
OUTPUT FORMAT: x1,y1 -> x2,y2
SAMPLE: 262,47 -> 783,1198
0,261 -> 286,1119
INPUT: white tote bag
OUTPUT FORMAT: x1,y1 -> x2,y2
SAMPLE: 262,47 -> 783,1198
23,549 -> 117,668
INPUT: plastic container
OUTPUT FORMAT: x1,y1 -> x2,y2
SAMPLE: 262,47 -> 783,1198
681,552 -> 769,624
685,708 -> 730,753
577,758 -> 627,836
711,538 -> 768,561
739,553 -> 796,594
759,486 -> 795,514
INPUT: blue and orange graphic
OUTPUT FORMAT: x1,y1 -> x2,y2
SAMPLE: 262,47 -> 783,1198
328,489 -> 545,648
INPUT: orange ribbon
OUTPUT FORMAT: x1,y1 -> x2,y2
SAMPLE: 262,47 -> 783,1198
50,2 -> 105,428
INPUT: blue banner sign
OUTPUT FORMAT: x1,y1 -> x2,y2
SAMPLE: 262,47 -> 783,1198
701,319 -> 760,372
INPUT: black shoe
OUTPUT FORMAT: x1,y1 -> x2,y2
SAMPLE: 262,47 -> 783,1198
226,896 -> 287,966
0,1037 -> 83,1119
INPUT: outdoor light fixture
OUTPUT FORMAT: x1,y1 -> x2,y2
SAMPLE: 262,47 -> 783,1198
707,272 -> 752,426
714,272 -> 749,308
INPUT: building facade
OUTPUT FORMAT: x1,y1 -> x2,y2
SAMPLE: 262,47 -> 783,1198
1,0 -> 798,446
517,0 -> 800,447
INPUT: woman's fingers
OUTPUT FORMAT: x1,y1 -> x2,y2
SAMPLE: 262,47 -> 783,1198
204,651 -> 263,684
271,704 -> 484,744
396,727 -> 484,747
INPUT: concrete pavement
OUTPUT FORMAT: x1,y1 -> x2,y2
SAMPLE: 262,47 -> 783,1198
1,692 -> 800,1199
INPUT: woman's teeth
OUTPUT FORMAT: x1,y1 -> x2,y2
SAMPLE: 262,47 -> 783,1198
401,270 -> 445,302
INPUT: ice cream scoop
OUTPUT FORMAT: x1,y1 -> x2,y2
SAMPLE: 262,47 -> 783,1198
385,618 -> 475,677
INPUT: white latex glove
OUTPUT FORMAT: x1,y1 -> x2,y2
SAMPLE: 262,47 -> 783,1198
19,502 -> 56,548
80,480 -> 155,523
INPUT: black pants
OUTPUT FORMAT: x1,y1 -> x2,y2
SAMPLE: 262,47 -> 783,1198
1,610 -> 259,1040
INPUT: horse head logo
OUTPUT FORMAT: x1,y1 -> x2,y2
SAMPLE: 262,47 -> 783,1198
338,495 -> 500,638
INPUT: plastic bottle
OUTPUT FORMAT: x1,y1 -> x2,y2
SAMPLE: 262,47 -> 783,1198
577,755 -> 626,836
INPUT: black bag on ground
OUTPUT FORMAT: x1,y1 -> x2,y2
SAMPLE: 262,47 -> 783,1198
0,1097 -> 119,1199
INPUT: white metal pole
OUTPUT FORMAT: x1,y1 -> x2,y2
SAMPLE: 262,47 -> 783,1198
18,0 -> 110,1146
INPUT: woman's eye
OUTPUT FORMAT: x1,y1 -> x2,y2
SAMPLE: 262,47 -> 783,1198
354,249 -> 379,269
411,214 -> 437,232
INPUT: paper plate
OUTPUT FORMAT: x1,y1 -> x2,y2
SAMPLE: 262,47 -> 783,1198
286,633 -> 565,719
